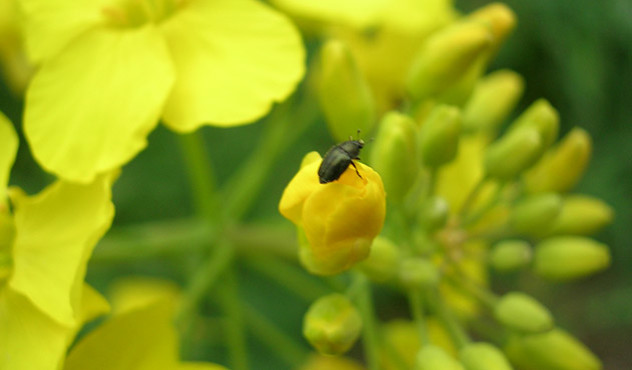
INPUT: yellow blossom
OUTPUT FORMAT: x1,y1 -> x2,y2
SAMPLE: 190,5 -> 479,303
279,152 -> 386,275
0,111 -> 114,370
20,0 -> 305,182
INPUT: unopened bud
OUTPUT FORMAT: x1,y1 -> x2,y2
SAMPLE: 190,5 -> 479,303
534,236 -> 610,281
416,345 -> 465,370
547,195 -> 613,236
418,196 -> 450,232
460,342 -> 513,370
317,40 -> 375,142
462,70 -> 524,133
399,257 -> 440,290
494,292 -> 553,333
467,3 -> 517,56
509,99 -> 560,154
489,240 -> 532,272
369,112 -> 419,203
359,236 -> 400,282
407,21 -> 492,100
419,105 -> 462,168
509,193 -> 562,236
303,294 -> 362,355
484,126 -> 542,180
524,128 -> 592,193
504,329 -> 602,370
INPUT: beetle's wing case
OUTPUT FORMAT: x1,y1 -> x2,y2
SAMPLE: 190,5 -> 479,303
318,145 -> 352,183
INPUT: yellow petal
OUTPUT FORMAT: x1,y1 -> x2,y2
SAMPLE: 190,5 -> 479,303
0,111 -> 18,202
160,0 -> 304,130
78,283 -> 110,326
8,174 -> 114,326
24,26 -> 175,183
64,301 -> 179,370
108,276 -> 180,313
177,363 -> 229,370
279,159 -> 323,224
20,0 -> 105,62
0,288 -> 68,370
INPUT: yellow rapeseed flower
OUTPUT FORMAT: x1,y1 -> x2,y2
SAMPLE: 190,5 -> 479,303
20,0 -> 305,182
0,112 -> 115,370
279,152 -> 386,275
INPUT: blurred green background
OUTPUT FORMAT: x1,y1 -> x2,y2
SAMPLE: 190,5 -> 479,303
1,0 -> 630,368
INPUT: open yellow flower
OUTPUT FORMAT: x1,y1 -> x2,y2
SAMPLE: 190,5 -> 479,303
0,112 -> 114,370
279,152 -> 386,275
20,0 -> 305,182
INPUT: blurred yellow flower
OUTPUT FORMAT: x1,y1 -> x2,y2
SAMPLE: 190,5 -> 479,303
279,152 -> 385,275
64,300 -> 227,370
0,111 -> 115,370
20,0 -> 305,182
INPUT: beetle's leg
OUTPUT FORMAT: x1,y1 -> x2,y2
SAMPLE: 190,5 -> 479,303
350,160 -> 363,179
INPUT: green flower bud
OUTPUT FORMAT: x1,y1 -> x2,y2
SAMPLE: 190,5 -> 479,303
524,128 -> 592,193
406,21 -> 492,100
317,39 -> 375,142
467,3 -> 517,56
358,236 -> 400,283
509,99 -> 560,154
494,292 -> 553,333
460,342 -> 513,370
419,105 -> 462,168
418,196 -> 450,232
509,193 -> 562,236
398,257 -> 440,290
303,293 -> 362,355
534,236 -> 610,281
547,195 -> 614,236
504,329 -> 602,370
489,240 -> 532,272
462,70 -> 524,133
369,112 -> 419,203
484,127 -> 542,180
416,345 -> 465,370
412,229 -> 441,255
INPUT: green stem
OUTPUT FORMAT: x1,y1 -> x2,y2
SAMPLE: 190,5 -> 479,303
218,266 -> 249,370
177,240 -> 234,326
222,98 -> 318,222
458,176 -> 488,220
243,255 -> 331,302
425,167 -> 438,198
446,270 -> 499,310
177,131 -> 220,223
408,289 -> 430,346
242,303 -> 309,367
428,289 -> 470,349
352,272 -> 381,370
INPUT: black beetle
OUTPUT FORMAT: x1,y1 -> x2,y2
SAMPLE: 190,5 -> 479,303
318,134 -> 365,184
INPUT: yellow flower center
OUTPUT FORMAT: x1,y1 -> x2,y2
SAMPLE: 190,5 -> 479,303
102,0 -> 189,28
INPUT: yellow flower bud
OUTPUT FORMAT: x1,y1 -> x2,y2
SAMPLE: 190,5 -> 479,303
509,99 -> 560,154
318,40 -> 376,142
416,345 -> 465,370
484,127 -> 542,180
504,329 -> 602,370
489,240 -> 532,272
369,112 -> 418,203
534,236 -> 610,281
546,195 -> 614,236
524,128 -> 592,193
398,257 -> 440,290
494,292 -> 553,333
359,236 -> 401,283
303,294 -> 362,355
462,70 -> 524,133
509,193 -> 562,236
417,196 -> 449,232
466,3 -> 517,56
406,21 -> 492,100
419,105 -> 462,168
460,342 -> 513,370
279,152 -> 386,275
